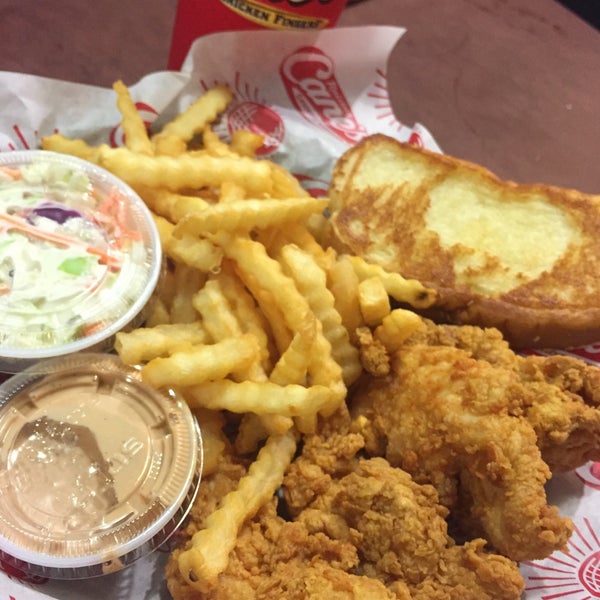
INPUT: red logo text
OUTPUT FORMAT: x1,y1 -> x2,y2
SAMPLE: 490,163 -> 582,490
280,46 -> 367,144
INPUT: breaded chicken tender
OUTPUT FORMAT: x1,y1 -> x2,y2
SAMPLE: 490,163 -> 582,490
166,430 -> 400,600
284,430 -> 524,599
405,319 -> 600,471
351,342 -> 574,561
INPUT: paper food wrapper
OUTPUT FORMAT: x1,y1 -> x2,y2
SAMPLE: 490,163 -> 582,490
1,24 -> 599,600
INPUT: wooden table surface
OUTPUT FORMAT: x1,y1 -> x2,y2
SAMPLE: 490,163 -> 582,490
2,0 -> 599,192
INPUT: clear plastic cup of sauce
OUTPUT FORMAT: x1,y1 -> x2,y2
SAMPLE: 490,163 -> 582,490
0,150 -> 162,373
0,352 -> 203,579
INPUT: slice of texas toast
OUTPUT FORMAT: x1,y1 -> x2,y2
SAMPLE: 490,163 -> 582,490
327,134 -> 600,349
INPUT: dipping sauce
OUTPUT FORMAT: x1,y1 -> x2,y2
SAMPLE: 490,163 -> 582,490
0,150 -> 162,372
0,353 -> 202,579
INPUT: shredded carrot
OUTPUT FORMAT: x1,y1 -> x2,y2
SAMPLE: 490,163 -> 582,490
0,212 -> 120,270
0,166 -> 22,180
96,188 -> 142,244
77,321 -> 105,338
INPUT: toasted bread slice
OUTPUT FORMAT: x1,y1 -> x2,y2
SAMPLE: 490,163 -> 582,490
327,134 -> 600,349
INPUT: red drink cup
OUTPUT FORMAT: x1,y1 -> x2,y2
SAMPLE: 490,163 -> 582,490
168,0 -> 348,70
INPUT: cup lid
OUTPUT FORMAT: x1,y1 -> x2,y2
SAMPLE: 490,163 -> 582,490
0,353 -> 202,579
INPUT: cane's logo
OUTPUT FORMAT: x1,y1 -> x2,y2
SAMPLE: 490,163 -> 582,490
280,46 -> 367,144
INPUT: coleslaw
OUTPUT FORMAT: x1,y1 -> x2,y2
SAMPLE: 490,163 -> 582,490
0,152 -> 161,360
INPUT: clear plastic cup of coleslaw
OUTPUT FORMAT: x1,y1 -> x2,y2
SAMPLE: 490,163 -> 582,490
0,150 -> 162,373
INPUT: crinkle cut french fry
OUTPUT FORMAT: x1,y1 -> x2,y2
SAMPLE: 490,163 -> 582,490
141,187 -> 211,223
192,280 -> 264,383
267,161 -> 310,198
141,334 -> 260,388
216,236 -> 347,419
305,326 -> 346,420
115,321 -> 208,365
183,379 -> 336,419
374,308 -> 426,351
234,413 -> 269,456
247,286 -> 293,357
154,263 -> 178,317
193,408 -> 227,477
192,280 -> 240,341
212,235 -> 304,354
112,80 -> 153,155
144,297 -> 171,327
173,196 -> 328,236
280,244 -> 362,387
305,211 -> 330,246
151,212 -> 174,248
217,261 -> 274,373
98,146 -> 274,196
284,223 -> 332,264
358,276 -> 391,327
326,254 -> 364,342
177,431 -> 297,593
41,134 -> 104,163
202,126 -> 234,157
169,264 -> 205,324
348,255 -> 437,308
219,181 -> 247,203
228,129 -> 264,158
153,134 -> 187,157
235,412 -> 293,455
267,325 -> 319,433
215,235 -> 312,337
167,234 -> 223,273
155,85 -> 232,143
260,222 -> 332,271
269,319 -> 317,387
193,278 -> 293,443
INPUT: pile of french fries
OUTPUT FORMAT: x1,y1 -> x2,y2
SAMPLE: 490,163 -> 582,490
42,82 -> 435,593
